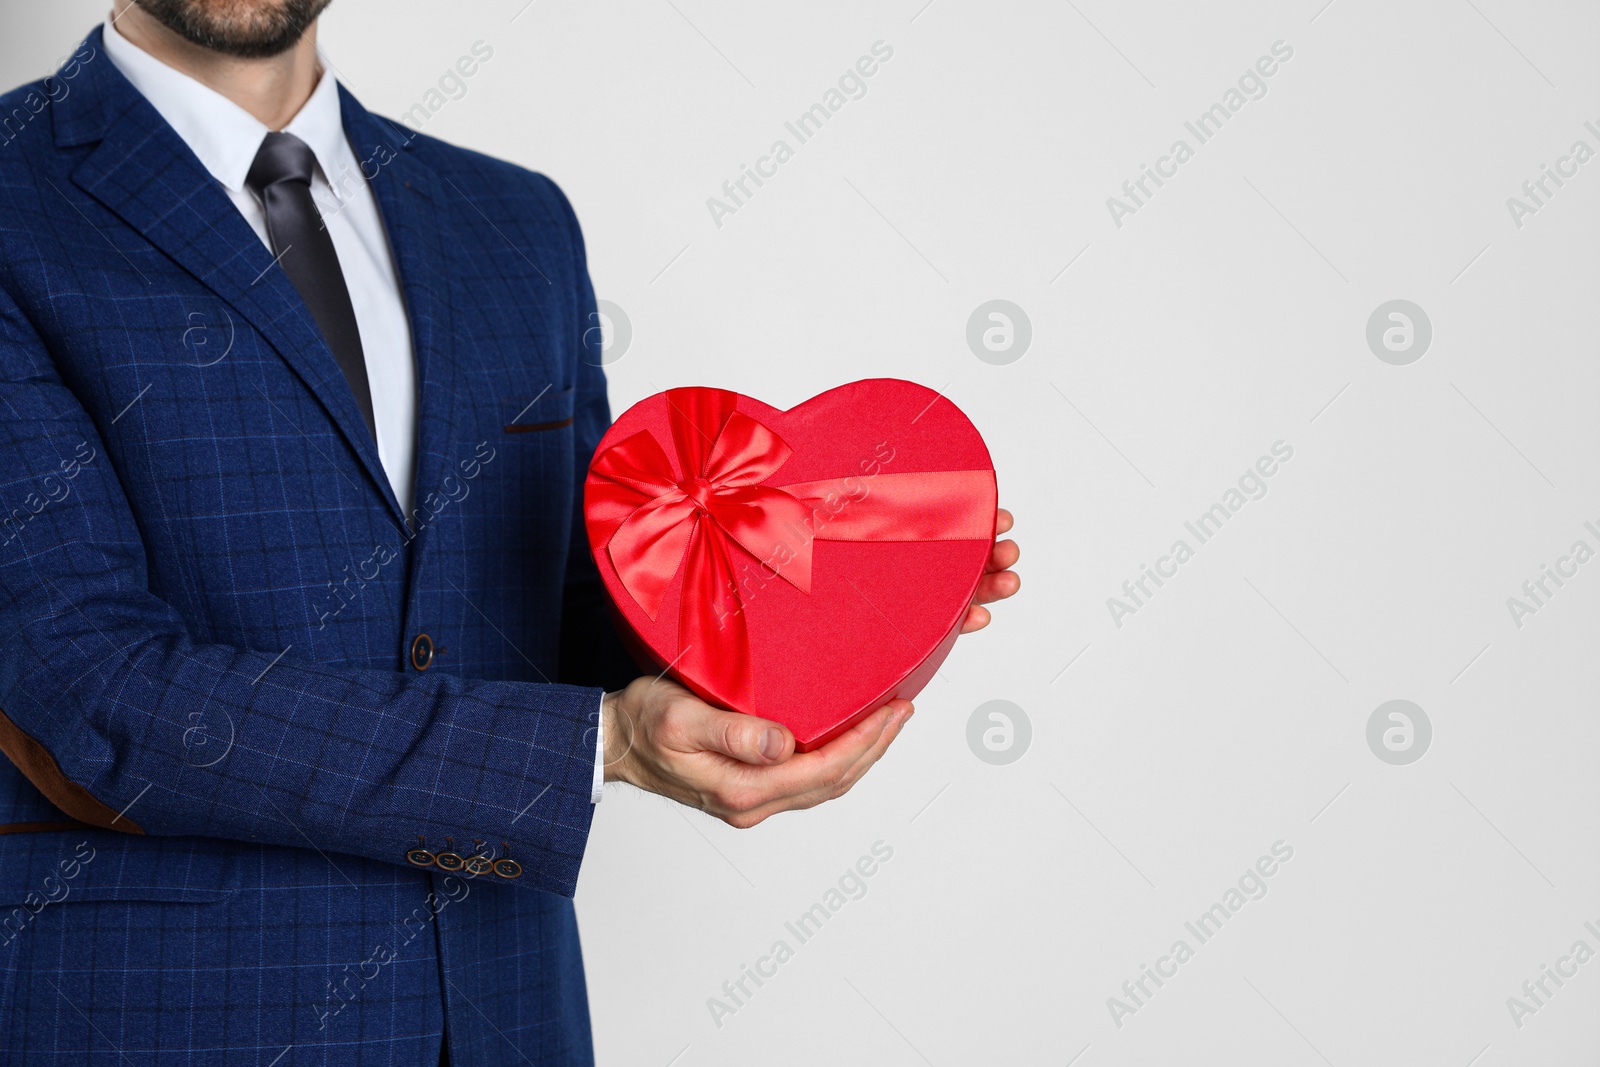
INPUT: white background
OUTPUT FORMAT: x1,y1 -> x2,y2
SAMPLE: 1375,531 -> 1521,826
6,2 -> 1600,1064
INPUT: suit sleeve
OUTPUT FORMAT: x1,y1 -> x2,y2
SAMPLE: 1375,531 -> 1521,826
547,178 -> 644,693
0,279 -> 599,897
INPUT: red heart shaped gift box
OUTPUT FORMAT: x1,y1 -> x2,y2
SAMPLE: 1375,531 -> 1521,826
584,380 -> 997,750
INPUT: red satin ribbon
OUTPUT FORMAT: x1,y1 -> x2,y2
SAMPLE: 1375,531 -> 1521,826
587,388 -> 992,710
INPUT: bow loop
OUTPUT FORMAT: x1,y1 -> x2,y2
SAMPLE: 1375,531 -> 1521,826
701,410 -> 795,488
587,428 -> 679,498
586,391 -> 814,664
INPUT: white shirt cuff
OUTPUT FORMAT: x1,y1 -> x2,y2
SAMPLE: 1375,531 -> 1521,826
591,693 -> 605,804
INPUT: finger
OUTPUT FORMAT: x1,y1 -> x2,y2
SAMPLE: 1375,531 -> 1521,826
986,539 -> 1019,573
771,701 -> 910,807
960,604 -> 991,634
736,703 -> 897,802
973,570 -> 1021,605
679,705 -> 795,766
995,508 -> 1013,535
736,702 -> 914,822
830,700 -> 913,794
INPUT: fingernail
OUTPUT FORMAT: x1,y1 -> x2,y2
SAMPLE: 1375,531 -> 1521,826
760,727 -> 783,760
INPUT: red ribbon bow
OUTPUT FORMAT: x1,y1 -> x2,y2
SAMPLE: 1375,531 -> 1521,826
592,403 -> 814,619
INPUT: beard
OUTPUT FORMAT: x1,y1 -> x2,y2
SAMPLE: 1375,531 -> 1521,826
131,0 -> 335,59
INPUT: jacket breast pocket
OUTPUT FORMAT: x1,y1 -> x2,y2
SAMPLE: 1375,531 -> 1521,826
502,387 -> 575,435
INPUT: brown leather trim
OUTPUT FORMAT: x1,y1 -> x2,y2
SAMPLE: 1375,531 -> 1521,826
0,708 -> 143,834
0,820 -> 95,836
503,417 -> 574,434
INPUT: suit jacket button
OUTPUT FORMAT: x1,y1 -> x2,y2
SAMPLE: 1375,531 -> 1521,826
435,850 -> 464,872
410,633 -> 434,671
406,848 -> 435,867
492,858 -> 523,879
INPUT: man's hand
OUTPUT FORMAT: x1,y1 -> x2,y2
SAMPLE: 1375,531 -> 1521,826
599,508 -> 1013,825
601,677 -> 913,829
960,507 -> 1020,633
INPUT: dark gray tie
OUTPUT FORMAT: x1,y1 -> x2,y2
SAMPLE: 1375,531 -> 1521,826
246,131 -> 377,443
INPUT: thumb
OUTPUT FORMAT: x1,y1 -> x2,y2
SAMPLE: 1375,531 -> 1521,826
688,707 -> 795,766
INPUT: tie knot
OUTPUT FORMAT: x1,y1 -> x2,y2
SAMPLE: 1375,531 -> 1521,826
246,131 -> 317,193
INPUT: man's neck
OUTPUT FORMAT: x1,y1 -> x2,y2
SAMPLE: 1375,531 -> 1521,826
110,3 -> 322,130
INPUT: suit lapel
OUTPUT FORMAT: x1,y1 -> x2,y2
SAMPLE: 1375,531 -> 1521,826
58,30 -> 406,529
340,96 -> 465,555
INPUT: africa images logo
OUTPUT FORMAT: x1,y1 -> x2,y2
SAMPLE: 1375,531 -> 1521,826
1105,41 -> 1295,229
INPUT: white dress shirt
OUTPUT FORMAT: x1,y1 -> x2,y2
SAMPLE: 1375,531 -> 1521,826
103,19 -> 607,803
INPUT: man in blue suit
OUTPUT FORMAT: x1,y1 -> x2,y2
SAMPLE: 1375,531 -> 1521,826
0,1 -> 1020,1062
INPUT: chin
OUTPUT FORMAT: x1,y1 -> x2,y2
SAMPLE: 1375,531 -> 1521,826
134,0 -> 334,59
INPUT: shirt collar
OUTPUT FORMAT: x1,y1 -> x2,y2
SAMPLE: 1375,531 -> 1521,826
101,14 -> 350,199
282,65 -> 351,199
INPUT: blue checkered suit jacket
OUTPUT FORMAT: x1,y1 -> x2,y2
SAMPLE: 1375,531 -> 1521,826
0,27 -> 638,1065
